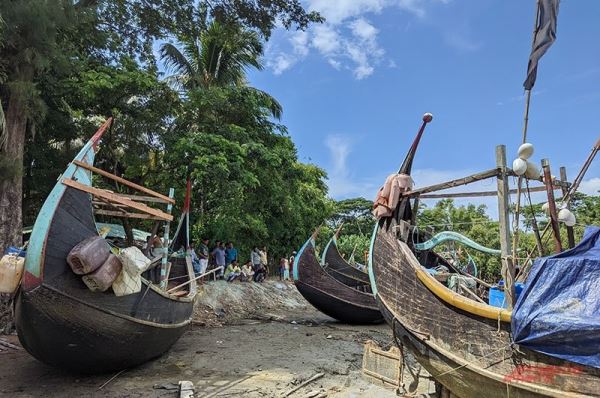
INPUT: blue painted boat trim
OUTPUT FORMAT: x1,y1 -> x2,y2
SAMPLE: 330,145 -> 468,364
321,237 -> 335,265
293,236 -> 314,281
24,139 -> 96,283
367,222 -> 379,296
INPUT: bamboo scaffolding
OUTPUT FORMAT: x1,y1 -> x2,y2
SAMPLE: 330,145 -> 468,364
62,178 -> 173,221
73,160 -> 175,204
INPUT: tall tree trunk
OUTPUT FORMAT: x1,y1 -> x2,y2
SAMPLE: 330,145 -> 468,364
0,92 -> 27,253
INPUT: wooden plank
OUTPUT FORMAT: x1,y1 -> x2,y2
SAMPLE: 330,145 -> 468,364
542,159 -> 562,253
72,160 -> 175,204
62,178 -> 173,221
94,209 -> 169,221
419,185 -> 561,199
495,145 -> 515,309
403,168 -> 500,197
506,169 -> 571,189
115,193 -> 170,204
560,167 -> 576,249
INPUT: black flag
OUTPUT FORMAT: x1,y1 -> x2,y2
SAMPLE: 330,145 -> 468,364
523,0 -> 560,90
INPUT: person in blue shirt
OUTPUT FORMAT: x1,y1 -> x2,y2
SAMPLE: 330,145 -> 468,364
225,242 -> 238,265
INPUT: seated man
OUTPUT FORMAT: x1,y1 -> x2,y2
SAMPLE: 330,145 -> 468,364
253,261 -> 266,283
240,261 -> 254,282
224,260 -> 241,282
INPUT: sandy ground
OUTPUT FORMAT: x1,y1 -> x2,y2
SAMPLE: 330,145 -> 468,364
0,281 -> 434,397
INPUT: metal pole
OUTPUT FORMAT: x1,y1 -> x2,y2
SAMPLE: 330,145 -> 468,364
541,159 -> 562,253
496,145 -> 515,309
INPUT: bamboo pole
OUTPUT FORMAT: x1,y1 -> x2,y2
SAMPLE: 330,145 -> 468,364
496,145 -> 515,309
160,188 -> 175,289
541,159 -> 562,253
402,168 -> 500,197
524,179 -> 544,257
418,185 -> 560,199
167,266 -> 224,294
560,167 -> 575,248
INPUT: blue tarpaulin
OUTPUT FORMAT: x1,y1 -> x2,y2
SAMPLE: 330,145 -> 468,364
512,226 -> 600,368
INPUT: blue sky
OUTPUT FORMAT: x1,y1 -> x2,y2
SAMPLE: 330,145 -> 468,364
247,0 -> 599,216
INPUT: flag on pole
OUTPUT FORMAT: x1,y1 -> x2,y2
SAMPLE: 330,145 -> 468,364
523,0 -> 560,90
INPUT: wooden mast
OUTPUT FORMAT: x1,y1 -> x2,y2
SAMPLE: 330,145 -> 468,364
496,145 -> 515,309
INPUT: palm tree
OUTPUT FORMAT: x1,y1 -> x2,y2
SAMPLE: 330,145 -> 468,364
160,21 -> 282,119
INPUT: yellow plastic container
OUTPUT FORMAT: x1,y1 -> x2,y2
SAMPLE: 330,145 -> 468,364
0,254 -> 25,294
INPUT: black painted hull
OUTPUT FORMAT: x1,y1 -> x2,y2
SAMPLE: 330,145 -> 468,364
295,281 -> 382,324
17,179 -> 194,373
295,239 -> 382,324
15,285 -> 188,373
322,238 -> 370,285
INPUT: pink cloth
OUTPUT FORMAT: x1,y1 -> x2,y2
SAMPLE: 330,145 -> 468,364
373,173 -> 413,219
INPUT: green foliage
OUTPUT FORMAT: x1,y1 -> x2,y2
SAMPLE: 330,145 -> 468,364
4,0 -> 325,261
323,197 -> 374,262
162,84 -> 332,262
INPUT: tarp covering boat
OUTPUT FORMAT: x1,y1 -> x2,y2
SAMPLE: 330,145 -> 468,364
512,226 -> 600,368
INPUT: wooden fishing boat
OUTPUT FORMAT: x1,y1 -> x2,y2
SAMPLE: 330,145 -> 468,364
368,114 -> 600,397
321,228 -> 370,286
293,231 -> 382,324
15,119 -> 197,374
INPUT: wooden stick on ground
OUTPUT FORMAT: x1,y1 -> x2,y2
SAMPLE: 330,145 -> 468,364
284,373 -> 325,397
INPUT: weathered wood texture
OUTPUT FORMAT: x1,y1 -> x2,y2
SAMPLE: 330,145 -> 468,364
295,240 -> 382,324
73,160 -> 175,204
15,187 -> 193,373
496,145 -> 515,309
371,219 -> 600,397
323,239 -> 371,286
63,178 -> 173,221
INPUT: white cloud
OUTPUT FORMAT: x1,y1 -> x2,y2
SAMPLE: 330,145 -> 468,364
312,25 -> 341,55
266,0 -> 451,79
579,177 -> 600,196
443,31 -> 482,52
350,18 -> 378,41
268,53 -> 296,75
290,30 -> 310,57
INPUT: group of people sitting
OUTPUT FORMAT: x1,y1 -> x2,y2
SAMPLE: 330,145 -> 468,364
186,241 -> 297,284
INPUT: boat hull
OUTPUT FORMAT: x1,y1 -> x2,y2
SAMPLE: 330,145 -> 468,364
295,280 -> 382,324
16,140 -> 194,374
369,219 -> 600,398
294,239 -> 382,324
322,237 -> 370,285
15,285 -> 189,374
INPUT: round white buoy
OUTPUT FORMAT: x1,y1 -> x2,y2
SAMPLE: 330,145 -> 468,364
565,213 -> 576,227
542,202 -> 549,213
512,158 -> 527,175
525,161 -> 541,179
518,143 -> 534,160
558,208 -> 576,227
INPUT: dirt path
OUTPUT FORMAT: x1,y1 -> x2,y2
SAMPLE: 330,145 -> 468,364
0,281 -> 426,397
0,319 -> 397,397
